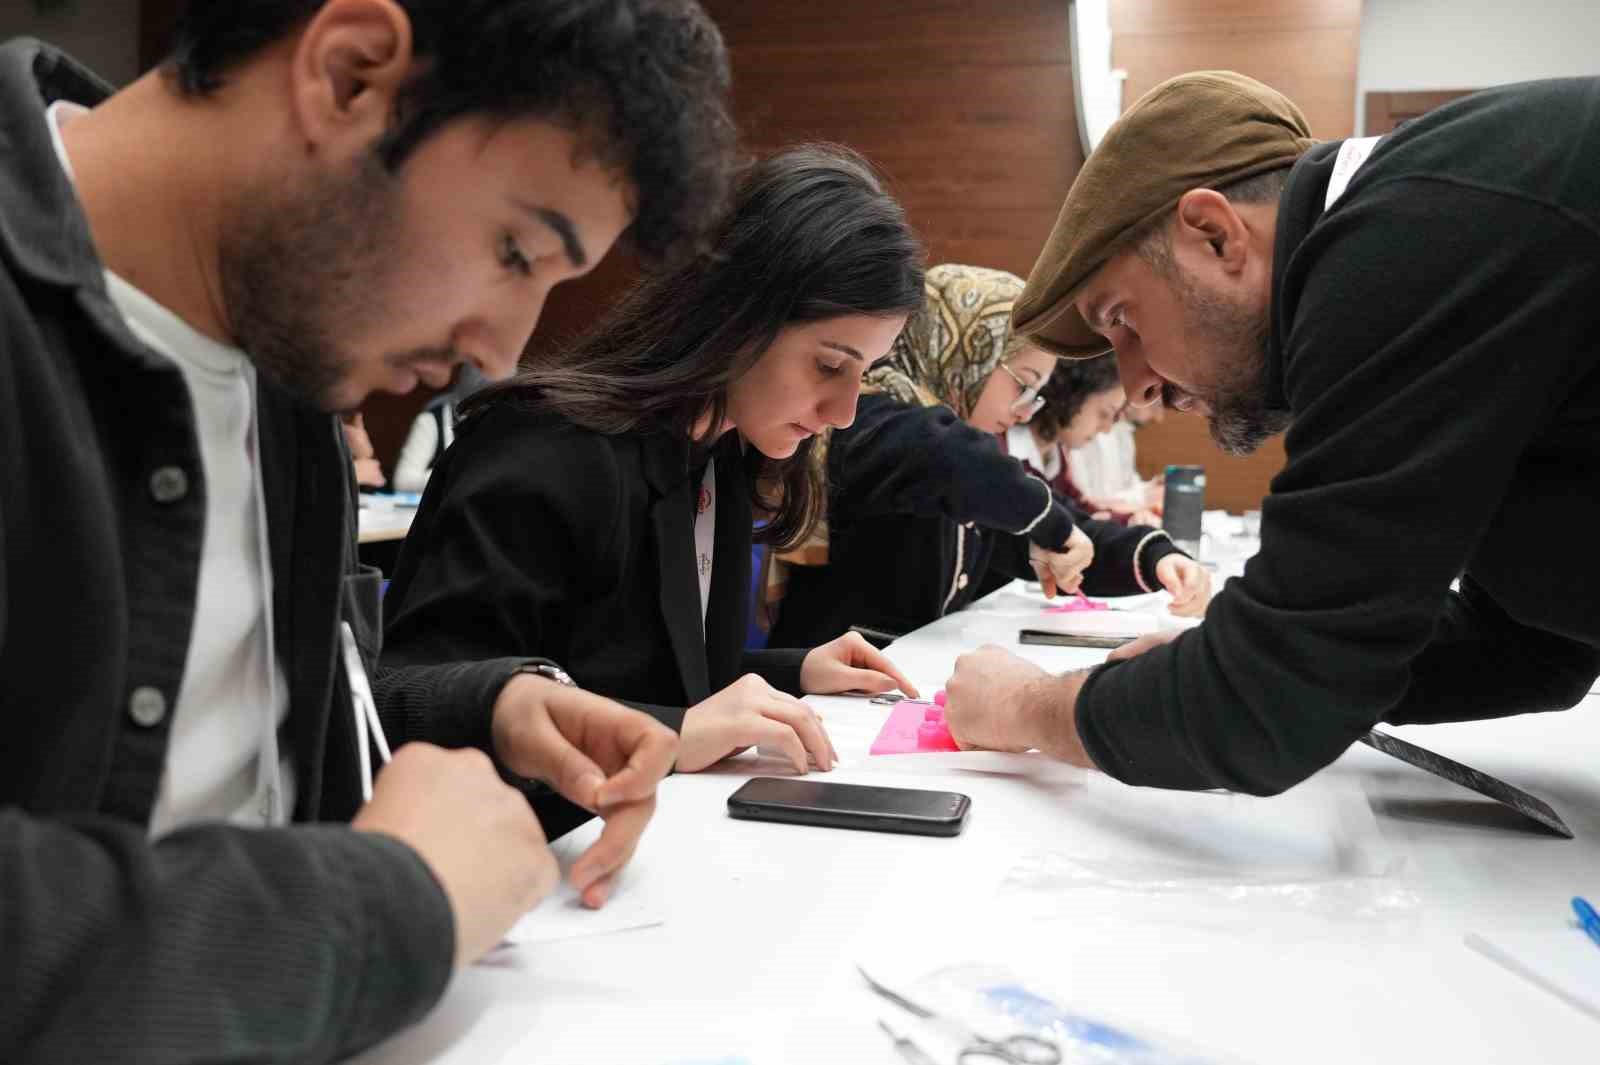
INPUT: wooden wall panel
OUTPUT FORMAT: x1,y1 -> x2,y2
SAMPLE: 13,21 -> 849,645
336,0 -> 1086,466
1364,89 -> 1475,135
1109,0 -> 1361,513
693,0 -> 1084,282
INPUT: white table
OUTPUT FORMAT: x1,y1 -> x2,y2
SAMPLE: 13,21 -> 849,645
358,497 -> 416,545
356,576 -> 1600,1065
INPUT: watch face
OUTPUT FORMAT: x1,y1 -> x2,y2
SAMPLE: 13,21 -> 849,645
523,663 -> 574,687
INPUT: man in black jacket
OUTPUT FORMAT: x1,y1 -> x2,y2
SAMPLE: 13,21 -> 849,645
1,1 -> 735,1061
944,71 -> 1600,793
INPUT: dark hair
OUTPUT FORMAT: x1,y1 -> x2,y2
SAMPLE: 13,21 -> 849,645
1029,354 -> 1121,444
164,0 -> 737,265
463,144 -> 926,550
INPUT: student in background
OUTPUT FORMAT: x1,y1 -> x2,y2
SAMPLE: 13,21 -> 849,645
343,411 -> 388,489
1070,398 -> 1166,522
1006,354 -> 1135,519
766,264 -> 1209,652
392,363 -> 488,493
0,1 -> 737,1060
382,146 -> 925,837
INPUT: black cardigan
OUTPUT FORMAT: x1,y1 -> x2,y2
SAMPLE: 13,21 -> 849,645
767,394 -> 1181,647
382,403 -> 809,832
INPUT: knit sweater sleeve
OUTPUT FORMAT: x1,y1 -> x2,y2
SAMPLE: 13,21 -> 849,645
830,394 -> 1075,548
1076,178 -> 1600,794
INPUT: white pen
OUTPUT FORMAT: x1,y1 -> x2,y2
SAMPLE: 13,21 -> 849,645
340,620 -> 392,801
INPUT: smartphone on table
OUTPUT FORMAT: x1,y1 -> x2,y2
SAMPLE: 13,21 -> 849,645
727,777 -> 971,837
1018,629 -> 1135,649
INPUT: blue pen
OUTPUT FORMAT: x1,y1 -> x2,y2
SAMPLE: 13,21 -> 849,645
1571,897 -> 1600,947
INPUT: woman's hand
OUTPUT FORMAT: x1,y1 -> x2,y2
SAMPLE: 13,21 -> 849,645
1156,554 -> 1212,617
678,674 -> 836,774
1029,526 -> 1094,597
798,631 -> 920,699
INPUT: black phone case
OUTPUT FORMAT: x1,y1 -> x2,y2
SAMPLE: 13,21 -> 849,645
727,778 -> 970,837
1018,628 -> 1135,649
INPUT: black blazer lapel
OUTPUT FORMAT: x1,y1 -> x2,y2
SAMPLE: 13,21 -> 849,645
704,440 -> 752,689
642,437 -> 712,704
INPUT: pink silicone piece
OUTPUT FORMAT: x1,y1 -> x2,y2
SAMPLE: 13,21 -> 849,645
1042,596 -> 1109,613
933,690 -> 947,707
870,700 -> 959,755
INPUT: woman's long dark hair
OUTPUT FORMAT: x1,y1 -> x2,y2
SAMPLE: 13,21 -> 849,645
461,143 -> 925,549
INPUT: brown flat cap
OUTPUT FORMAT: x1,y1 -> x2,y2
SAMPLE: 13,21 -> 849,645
1015,71 -> 1318,358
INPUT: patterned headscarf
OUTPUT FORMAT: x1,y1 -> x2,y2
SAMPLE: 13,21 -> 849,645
865,263 -> 1029,417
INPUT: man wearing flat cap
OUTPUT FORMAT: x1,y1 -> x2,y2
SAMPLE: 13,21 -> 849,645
943,71 -> 1600,794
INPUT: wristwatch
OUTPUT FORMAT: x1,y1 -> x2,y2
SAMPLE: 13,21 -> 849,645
512,659 -> 576,687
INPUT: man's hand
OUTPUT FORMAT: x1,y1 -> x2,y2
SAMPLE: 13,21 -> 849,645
1106,629 -> 1183,662
491,676 -> 678,909
799,631 -> 920,699
353,743 -> 558,968
1155,554 -> 1212,617
943,645 -> 1095,766
1029,526 -> 1094,597
679,673 -> 836,774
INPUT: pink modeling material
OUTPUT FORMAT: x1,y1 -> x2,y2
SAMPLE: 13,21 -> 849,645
870,695 -> 959,755
1042,592 -> 1108,614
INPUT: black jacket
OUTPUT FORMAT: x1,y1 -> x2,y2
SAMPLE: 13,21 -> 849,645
382,402 -> 809,832
0,40 -> 536,1063
1076,78 -> 1600,794
767,393 -> 1181,647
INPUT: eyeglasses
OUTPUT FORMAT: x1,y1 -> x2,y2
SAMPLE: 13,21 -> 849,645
997,362 -> 1047,419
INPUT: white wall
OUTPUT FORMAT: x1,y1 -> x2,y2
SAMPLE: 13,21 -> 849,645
1358,0 -> 1600,132
0,0 -> 142,88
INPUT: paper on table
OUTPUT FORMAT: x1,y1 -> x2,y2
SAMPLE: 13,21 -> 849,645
1029,608 -> 1167,638
501,880 -> 664,947
499,831 -> 665,947
1466,924 -> 1600,1023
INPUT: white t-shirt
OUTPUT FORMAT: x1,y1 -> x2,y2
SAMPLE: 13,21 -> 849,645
1005,423 -> 1061,480
1068,419 -> 1140,503
48,101 -> 294,835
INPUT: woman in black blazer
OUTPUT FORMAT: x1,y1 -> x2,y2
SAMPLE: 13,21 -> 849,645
382,146 -> 925,835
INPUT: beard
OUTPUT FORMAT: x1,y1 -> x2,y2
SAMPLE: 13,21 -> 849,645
218,150 -> 457,412
1161,267 -> 1291,456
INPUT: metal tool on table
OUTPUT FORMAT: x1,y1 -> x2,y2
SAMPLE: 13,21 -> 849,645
860,966 -> 1062,1065
1360,728 -> 1573,838
878,1020 -> 941,1065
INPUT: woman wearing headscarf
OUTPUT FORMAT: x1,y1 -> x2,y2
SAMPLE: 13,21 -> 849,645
766,264 -> 1208,649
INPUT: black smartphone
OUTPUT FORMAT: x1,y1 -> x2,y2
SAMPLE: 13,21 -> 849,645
727,777 -> 971,837
1162,464 -> 1205,557
1018,628 -> 1134,649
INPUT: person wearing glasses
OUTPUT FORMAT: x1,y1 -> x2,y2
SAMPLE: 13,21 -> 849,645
766,264 -> 1203,650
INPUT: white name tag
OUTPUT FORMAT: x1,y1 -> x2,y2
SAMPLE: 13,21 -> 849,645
1324,135 -> 1382,211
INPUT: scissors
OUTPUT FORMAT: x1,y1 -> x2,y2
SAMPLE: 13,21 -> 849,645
859,966 -> 1062,1065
